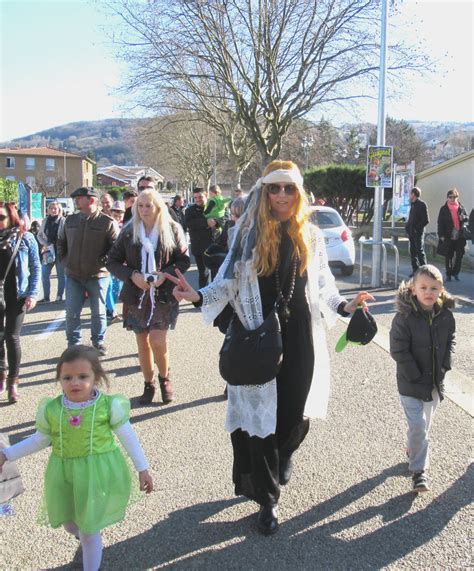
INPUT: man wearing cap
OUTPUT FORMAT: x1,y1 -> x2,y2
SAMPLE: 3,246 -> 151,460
57,187 -> 118,355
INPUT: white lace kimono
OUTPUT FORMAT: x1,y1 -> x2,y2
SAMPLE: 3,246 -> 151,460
200,225 -> 345,438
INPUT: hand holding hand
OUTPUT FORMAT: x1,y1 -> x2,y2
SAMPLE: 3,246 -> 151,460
344,291 -> 375,314
207,218 -> 217,228
25,297 -> 37,311
165,269 -> 200,303
131,272 -> 151,291
139,470 -> 153,494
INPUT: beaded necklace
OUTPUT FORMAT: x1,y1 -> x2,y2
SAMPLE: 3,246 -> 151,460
275,255 -> 298,321
62,390 -> 99,428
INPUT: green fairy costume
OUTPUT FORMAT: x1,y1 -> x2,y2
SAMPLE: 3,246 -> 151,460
35,392 -> 133,534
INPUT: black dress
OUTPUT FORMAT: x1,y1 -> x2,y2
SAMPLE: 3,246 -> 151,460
230,223 -> 315,507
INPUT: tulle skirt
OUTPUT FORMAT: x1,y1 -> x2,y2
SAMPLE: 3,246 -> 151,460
40,448 -> 133,534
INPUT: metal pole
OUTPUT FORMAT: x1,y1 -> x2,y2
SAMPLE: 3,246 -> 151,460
371,0 -> 389,288
63,149 -> 67,196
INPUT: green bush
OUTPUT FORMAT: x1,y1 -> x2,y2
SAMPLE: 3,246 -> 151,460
0,179 -> 19,203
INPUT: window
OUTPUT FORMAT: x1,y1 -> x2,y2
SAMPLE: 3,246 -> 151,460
26,176 -> 36,187
45,158 -> 55,171
25,157 -> 36,170
5,175 -> 16,181
5,157 -> 15,169
45,177 -> 55,187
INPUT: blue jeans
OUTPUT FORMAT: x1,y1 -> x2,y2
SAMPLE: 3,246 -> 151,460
42,261 -> 66,300
65,276 -> 109,346
105,276 -> 123,314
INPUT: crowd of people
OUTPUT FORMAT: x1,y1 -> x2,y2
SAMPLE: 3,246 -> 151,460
0,161 -> 467,569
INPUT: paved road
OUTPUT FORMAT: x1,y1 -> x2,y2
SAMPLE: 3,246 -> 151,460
0,264 -> 472,570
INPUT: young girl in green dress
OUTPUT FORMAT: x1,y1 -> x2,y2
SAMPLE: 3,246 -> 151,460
0,345 -> 153,571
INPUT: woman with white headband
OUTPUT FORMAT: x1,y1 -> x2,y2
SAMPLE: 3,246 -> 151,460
168,160 -> 373,535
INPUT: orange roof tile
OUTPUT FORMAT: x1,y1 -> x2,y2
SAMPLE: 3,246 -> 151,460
0,146 -> 95,162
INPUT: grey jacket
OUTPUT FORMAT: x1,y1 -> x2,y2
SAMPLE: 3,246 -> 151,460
389,283 -> 456,402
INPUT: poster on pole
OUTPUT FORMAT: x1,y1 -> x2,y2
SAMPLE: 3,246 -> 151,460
392,162 -> 415,220
366,145 -> 393,188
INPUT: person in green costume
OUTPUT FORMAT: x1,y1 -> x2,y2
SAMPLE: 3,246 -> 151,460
204,184 -> 231,222
0,345 -> 153,571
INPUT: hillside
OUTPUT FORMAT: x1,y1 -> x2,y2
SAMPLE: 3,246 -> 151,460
0,118 -> 147,166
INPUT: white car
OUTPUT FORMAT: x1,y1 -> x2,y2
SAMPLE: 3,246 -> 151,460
309,206 -> 355,276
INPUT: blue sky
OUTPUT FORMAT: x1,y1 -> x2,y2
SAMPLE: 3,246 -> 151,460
0,0 -> 472,141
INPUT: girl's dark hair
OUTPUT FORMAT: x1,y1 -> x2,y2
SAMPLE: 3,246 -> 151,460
56,345 -> 110,388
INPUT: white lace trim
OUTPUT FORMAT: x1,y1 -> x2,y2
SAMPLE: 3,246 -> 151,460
63,389 -> 100,410
200,225 -> 346,435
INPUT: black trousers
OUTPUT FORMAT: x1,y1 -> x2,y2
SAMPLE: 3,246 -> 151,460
231,304 -> 314,507
0,296 -> 26,378
194,253 -> 210,289
408,231 -> 427,272
445,239 -> 465,276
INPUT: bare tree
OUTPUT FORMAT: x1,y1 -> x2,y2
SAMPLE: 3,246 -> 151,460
110,0 -> 430,163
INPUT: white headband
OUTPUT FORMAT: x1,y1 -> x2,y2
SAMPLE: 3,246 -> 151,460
261,168 -> 304,187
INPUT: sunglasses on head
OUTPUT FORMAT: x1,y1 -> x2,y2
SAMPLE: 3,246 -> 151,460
266,184 -> 297,195
0,214 -> 8,221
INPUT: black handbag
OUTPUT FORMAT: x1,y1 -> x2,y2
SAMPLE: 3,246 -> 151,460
219,306 -> 283,386
461,222 -> 472,241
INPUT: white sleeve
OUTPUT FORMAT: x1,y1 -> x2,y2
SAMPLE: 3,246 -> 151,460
114,422 -> 149,472
3,431 -> 51,462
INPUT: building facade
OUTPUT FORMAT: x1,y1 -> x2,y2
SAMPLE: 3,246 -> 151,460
0,147 -> 95,196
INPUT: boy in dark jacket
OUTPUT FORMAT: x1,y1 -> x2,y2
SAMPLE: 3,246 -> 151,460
389,264 -> 455,493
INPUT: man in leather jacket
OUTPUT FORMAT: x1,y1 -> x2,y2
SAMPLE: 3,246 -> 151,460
405,187 -> 429,274
57,187 -> 118,354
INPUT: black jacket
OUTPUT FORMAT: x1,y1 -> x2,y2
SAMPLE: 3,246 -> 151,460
405,199 -> 429,235
185,204 -> 214,255
106,223 -> 190,306
170,205 -> 187,232
437,202 -> 468,241
389,283 -> 456,402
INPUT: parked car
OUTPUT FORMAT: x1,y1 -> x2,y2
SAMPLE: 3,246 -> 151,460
45,196 -> 75,216
310,206 -> 355,276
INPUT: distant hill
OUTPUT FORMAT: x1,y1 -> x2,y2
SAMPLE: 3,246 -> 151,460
0,118 -> 147,166
2,118 -> 472,169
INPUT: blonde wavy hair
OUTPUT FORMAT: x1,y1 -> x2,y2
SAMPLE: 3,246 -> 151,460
131,189 -> 177,255
254,160 -> 311,276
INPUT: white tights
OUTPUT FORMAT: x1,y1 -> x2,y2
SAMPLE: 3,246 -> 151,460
64,522 -> 103,571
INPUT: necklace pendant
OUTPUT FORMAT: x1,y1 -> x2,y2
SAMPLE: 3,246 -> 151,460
69,415 -> 82,427
281,305 -> 291,321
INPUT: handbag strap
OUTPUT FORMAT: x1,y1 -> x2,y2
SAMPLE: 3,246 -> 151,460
1,231 -> 22,283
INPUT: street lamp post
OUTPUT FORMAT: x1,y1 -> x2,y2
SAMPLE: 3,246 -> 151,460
63,148 -> 67,197
301,135 -> 314,170
371,0 -> 389,287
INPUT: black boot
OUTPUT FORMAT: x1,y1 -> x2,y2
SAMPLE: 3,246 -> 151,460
158,373 -> 174,404
257,505 -> 279,535
139,382 -> 156,405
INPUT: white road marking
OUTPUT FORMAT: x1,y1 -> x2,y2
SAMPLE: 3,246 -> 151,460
35,310 -> 66,340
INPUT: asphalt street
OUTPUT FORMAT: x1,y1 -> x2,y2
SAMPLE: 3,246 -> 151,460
0,262 -> 472,570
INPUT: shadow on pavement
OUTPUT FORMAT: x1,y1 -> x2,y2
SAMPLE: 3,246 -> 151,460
90,462 -> 472,570
130,395 -> 225,422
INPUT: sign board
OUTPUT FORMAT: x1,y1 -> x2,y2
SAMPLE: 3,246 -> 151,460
18,182 -> 30,217
366,145 -> 393,188
31,193 -> 44,220
392,162 -> 415,220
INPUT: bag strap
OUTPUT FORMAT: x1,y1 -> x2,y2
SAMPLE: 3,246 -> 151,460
1,231 -> 22,282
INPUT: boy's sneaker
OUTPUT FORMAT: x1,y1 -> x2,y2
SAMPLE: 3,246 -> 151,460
93,343 -> 107,357
412,471 -> 429,493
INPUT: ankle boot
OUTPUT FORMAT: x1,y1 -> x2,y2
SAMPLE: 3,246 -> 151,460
139,381 -> 156,405
158,373 -> 173,404
7,377 -> 19,404
0,371 -> 6,394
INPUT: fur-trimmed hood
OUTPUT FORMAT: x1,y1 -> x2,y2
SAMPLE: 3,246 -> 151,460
395,280 -> 455,317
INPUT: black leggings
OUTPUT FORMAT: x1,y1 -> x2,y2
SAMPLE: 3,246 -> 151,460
0,297 -> 26,378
